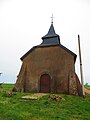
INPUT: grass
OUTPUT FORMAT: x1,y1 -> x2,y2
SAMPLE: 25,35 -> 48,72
0,84 -> 90,120
85,85 -> 90,90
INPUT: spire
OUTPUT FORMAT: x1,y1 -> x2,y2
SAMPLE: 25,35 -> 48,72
42,22 -> 57,38
46,23 -> 56,36
42,14 -> 57,39
41,20 -> 60,46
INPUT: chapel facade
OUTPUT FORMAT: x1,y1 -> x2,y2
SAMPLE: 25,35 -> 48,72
13,22 -> 83,96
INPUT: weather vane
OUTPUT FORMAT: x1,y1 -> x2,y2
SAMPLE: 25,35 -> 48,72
51,14 -> 54,24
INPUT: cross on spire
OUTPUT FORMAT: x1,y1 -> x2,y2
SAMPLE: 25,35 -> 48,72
51,14 -> 54,24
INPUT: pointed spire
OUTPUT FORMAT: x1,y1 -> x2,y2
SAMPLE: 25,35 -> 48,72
47,23 -> 56,35
42,14 -> 56,38
41,20 -> 60,45
42,22 -> 57,39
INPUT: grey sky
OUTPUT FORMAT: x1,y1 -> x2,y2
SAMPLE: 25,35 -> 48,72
0,0 -> 90,84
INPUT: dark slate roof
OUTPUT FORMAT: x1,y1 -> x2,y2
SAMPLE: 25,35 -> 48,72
20,23 -> 77,62
20,44 -> 77,63
41,23 -> 60,45
42,23 -> 58,38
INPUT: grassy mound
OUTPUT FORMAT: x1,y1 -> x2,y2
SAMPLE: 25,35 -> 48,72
0,84 -> 90,120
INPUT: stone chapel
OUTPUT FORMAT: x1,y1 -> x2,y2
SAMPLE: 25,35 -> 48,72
13,22 -> 83,96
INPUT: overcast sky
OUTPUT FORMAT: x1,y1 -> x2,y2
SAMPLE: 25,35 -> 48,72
0,0 -> 90,84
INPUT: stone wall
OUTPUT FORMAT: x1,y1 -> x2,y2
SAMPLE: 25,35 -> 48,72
13,45 -> 78,94
69,71 -> 83,96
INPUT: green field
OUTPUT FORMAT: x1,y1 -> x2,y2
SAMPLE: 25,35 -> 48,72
85,85 -> 90,90
0,84 -> 90,120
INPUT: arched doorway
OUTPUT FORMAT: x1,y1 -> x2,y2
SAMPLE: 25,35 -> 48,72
40,74 -> 51,93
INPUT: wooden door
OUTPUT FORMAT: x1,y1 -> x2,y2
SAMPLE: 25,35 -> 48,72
40,74 -> 51,93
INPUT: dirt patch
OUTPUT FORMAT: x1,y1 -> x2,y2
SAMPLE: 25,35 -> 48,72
21,93 -> 48,100
33,93 -> 48,98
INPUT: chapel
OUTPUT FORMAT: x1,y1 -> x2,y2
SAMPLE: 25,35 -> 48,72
13,21 -> 83,96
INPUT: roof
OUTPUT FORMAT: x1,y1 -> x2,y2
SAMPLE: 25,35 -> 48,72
20,23 -> 77,62
41,23 -> 60,45
42,23 -> 58,39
